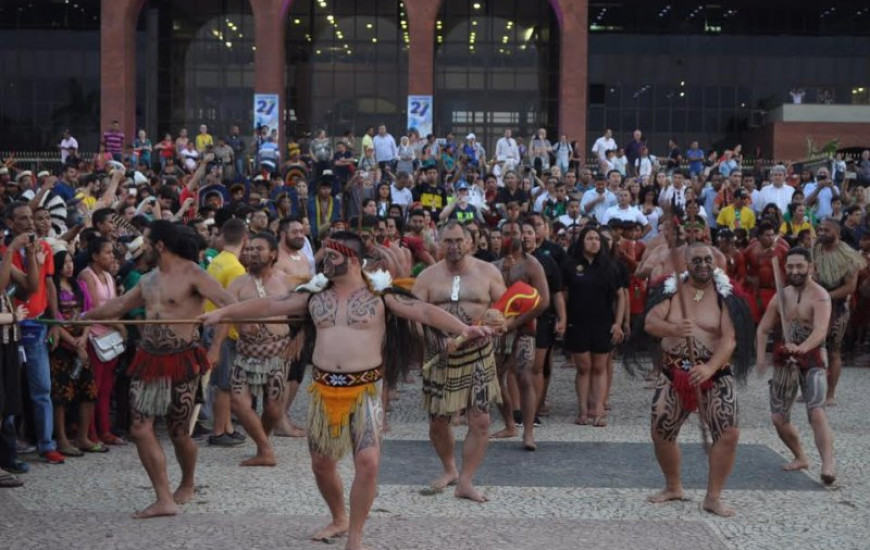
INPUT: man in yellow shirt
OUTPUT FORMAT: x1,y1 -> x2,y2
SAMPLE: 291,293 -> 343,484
205,218 -> 248,446
196,124 -> 214,153
716,188 -> 756,231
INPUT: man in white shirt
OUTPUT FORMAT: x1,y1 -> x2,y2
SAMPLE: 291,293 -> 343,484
580,173 -> 617,223
495,128 -> 520,171
756,164 -> 794,214
659,172 -> 689,212
602,189 -> 651,235
804,166 -> 839,219
59,129 -> 78,164
591,129 -> 617,163
557,197 -> 583,229
372,124 -> 398,169
390,171 -> 414,213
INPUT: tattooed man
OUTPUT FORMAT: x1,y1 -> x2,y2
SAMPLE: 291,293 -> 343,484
201,231 -> 490,550
413,221 -> 505,502
756,247 -> 836,485
642,242 -> 753,517
82,221 -> 236,519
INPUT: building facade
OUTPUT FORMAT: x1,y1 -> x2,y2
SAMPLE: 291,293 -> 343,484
1,0 -> 869,160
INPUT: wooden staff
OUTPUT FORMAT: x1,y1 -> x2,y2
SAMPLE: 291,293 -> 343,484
37,317 -> 306,326
669,232 -> 712,455
771,256 -> 790,343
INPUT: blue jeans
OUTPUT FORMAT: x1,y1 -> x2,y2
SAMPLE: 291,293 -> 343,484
19,322 -> 56,453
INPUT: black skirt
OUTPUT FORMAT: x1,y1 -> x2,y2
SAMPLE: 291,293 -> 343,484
0,341 -> 23,417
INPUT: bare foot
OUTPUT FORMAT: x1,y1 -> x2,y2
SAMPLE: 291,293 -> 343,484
489,427 -> 518,439
274,419 -> 307,438
173,485 -> 195,505
241,454 -> 277,467
454,482 -> 489,503
574,415 -> 588,426
643,379 -> 658,389
821,466 -> 836,485
826,398 -> 837,407
430,471 -> 459,490
538,403 -> 552,416
702,496 -> 735,517
523,433 -> 536,451
647,488 -> 688,503
782,457 -> 810,471
132,500 -> 179,519
592,416 -> 608,428
312,520 -> 349,541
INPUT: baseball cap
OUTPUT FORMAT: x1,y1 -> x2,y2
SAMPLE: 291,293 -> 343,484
456,181 -> 469,191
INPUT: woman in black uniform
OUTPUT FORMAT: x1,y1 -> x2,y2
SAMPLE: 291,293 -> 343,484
561,225 -> 625,427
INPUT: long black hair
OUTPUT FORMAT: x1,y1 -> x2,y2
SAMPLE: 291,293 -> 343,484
53,249 -> 85,305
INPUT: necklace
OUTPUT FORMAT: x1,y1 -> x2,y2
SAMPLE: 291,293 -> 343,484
693,288 -> 704,302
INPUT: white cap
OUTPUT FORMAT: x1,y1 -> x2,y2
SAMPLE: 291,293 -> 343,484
37,170 -> 50,179
466,133 -> 476,141
133,171 -> 149,185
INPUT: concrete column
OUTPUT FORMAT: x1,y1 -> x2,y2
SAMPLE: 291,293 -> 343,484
251,0 -> 290,151
100,0 -> 145,146
555,0 -> 588,158
404,0 -> 439,96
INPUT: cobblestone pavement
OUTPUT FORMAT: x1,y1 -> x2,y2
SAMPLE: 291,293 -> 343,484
3,353 -> 869,550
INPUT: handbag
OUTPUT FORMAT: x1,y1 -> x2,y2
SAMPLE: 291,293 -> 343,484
90,330 -> 126,362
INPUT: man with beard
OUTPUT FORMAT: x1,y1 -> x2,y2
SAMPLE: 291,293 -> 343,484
81,221 -> 235,519
756,248 -> 835,484
273,215 -> 313,438
491,221 -> 549,450
413,221 -> 505,502
643,243 -> 753,517
637,221 -> 726,282
744,220 -> 788,323
221,233 -> 293,466
201,231 -> 489,550
812,218 -> 866,406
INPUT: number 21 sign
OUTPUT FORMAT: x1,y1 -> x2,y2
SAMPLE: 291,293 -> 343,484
407,95 -> 433,137
254,93 -> 280,135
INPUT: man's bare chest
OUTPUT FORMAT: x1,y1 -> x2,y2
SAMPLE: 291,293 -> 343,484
309,287 -> 384,329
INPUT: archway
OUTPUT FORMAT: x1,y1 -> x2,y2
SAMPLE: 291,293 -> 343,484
285,0 -> 409,139
434,0 -> 560,154
139,0 -> 256,139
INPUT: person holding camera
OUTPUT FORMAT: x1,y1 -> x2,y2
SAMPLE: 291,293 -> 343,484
4,202 -> 64,464
0,232 -> 38,483
803,166 -> 839,220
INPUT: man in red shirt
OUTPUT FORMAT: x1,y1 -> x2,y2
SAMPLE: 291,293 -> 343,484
5,202 -> 64,464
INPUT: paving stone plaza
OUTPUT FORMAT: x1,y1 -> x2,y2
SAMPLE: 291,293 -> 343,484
3,356 -> 868,550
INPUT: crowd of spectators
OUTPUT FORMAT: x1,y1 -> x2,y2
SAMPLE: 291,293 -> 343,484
1,121 -> 869,488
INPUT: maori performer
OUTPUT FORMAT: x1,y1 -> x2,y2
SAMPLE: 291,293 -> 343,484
274,215 -> 314,438
813,218 -> 866,406
642,242 -> 753,517
744,220 -> 788,323
756,248 -> 835,484
413,221 -> 505,502
223,233 -> 293,466
201,232 -> 490,550
81,221 -> 236,519
491,220 -> 549,450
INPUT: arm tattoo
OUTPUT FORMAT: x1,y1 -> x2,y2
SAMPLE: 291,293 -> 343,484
309,289 -> 338,326
347,287 -> 380,326
389,293 -> 417,305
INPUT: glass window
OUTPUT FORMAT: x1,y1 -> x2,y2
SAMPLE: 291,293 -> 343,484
436,0 -> 559,152
286,0 -> 408,139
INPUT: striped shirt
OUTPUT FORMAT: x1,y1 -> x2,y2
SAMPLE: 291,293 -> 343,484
103,130 -> 124,155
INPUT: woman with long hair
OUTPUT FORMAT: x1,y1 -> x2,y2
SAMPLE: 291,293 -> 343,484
561,225 -> 625,427
374,182 -> 392,219
78,237 -> 126,446
640,187 -> 663,242
781,203 -> 815,245
51,249 -> 103,455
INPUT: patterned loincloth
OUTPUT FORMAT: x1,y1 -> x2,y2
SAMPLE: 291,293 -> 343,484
423,338 -> 500,416
307,366 -> 383,460
232,325 -> 291,402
